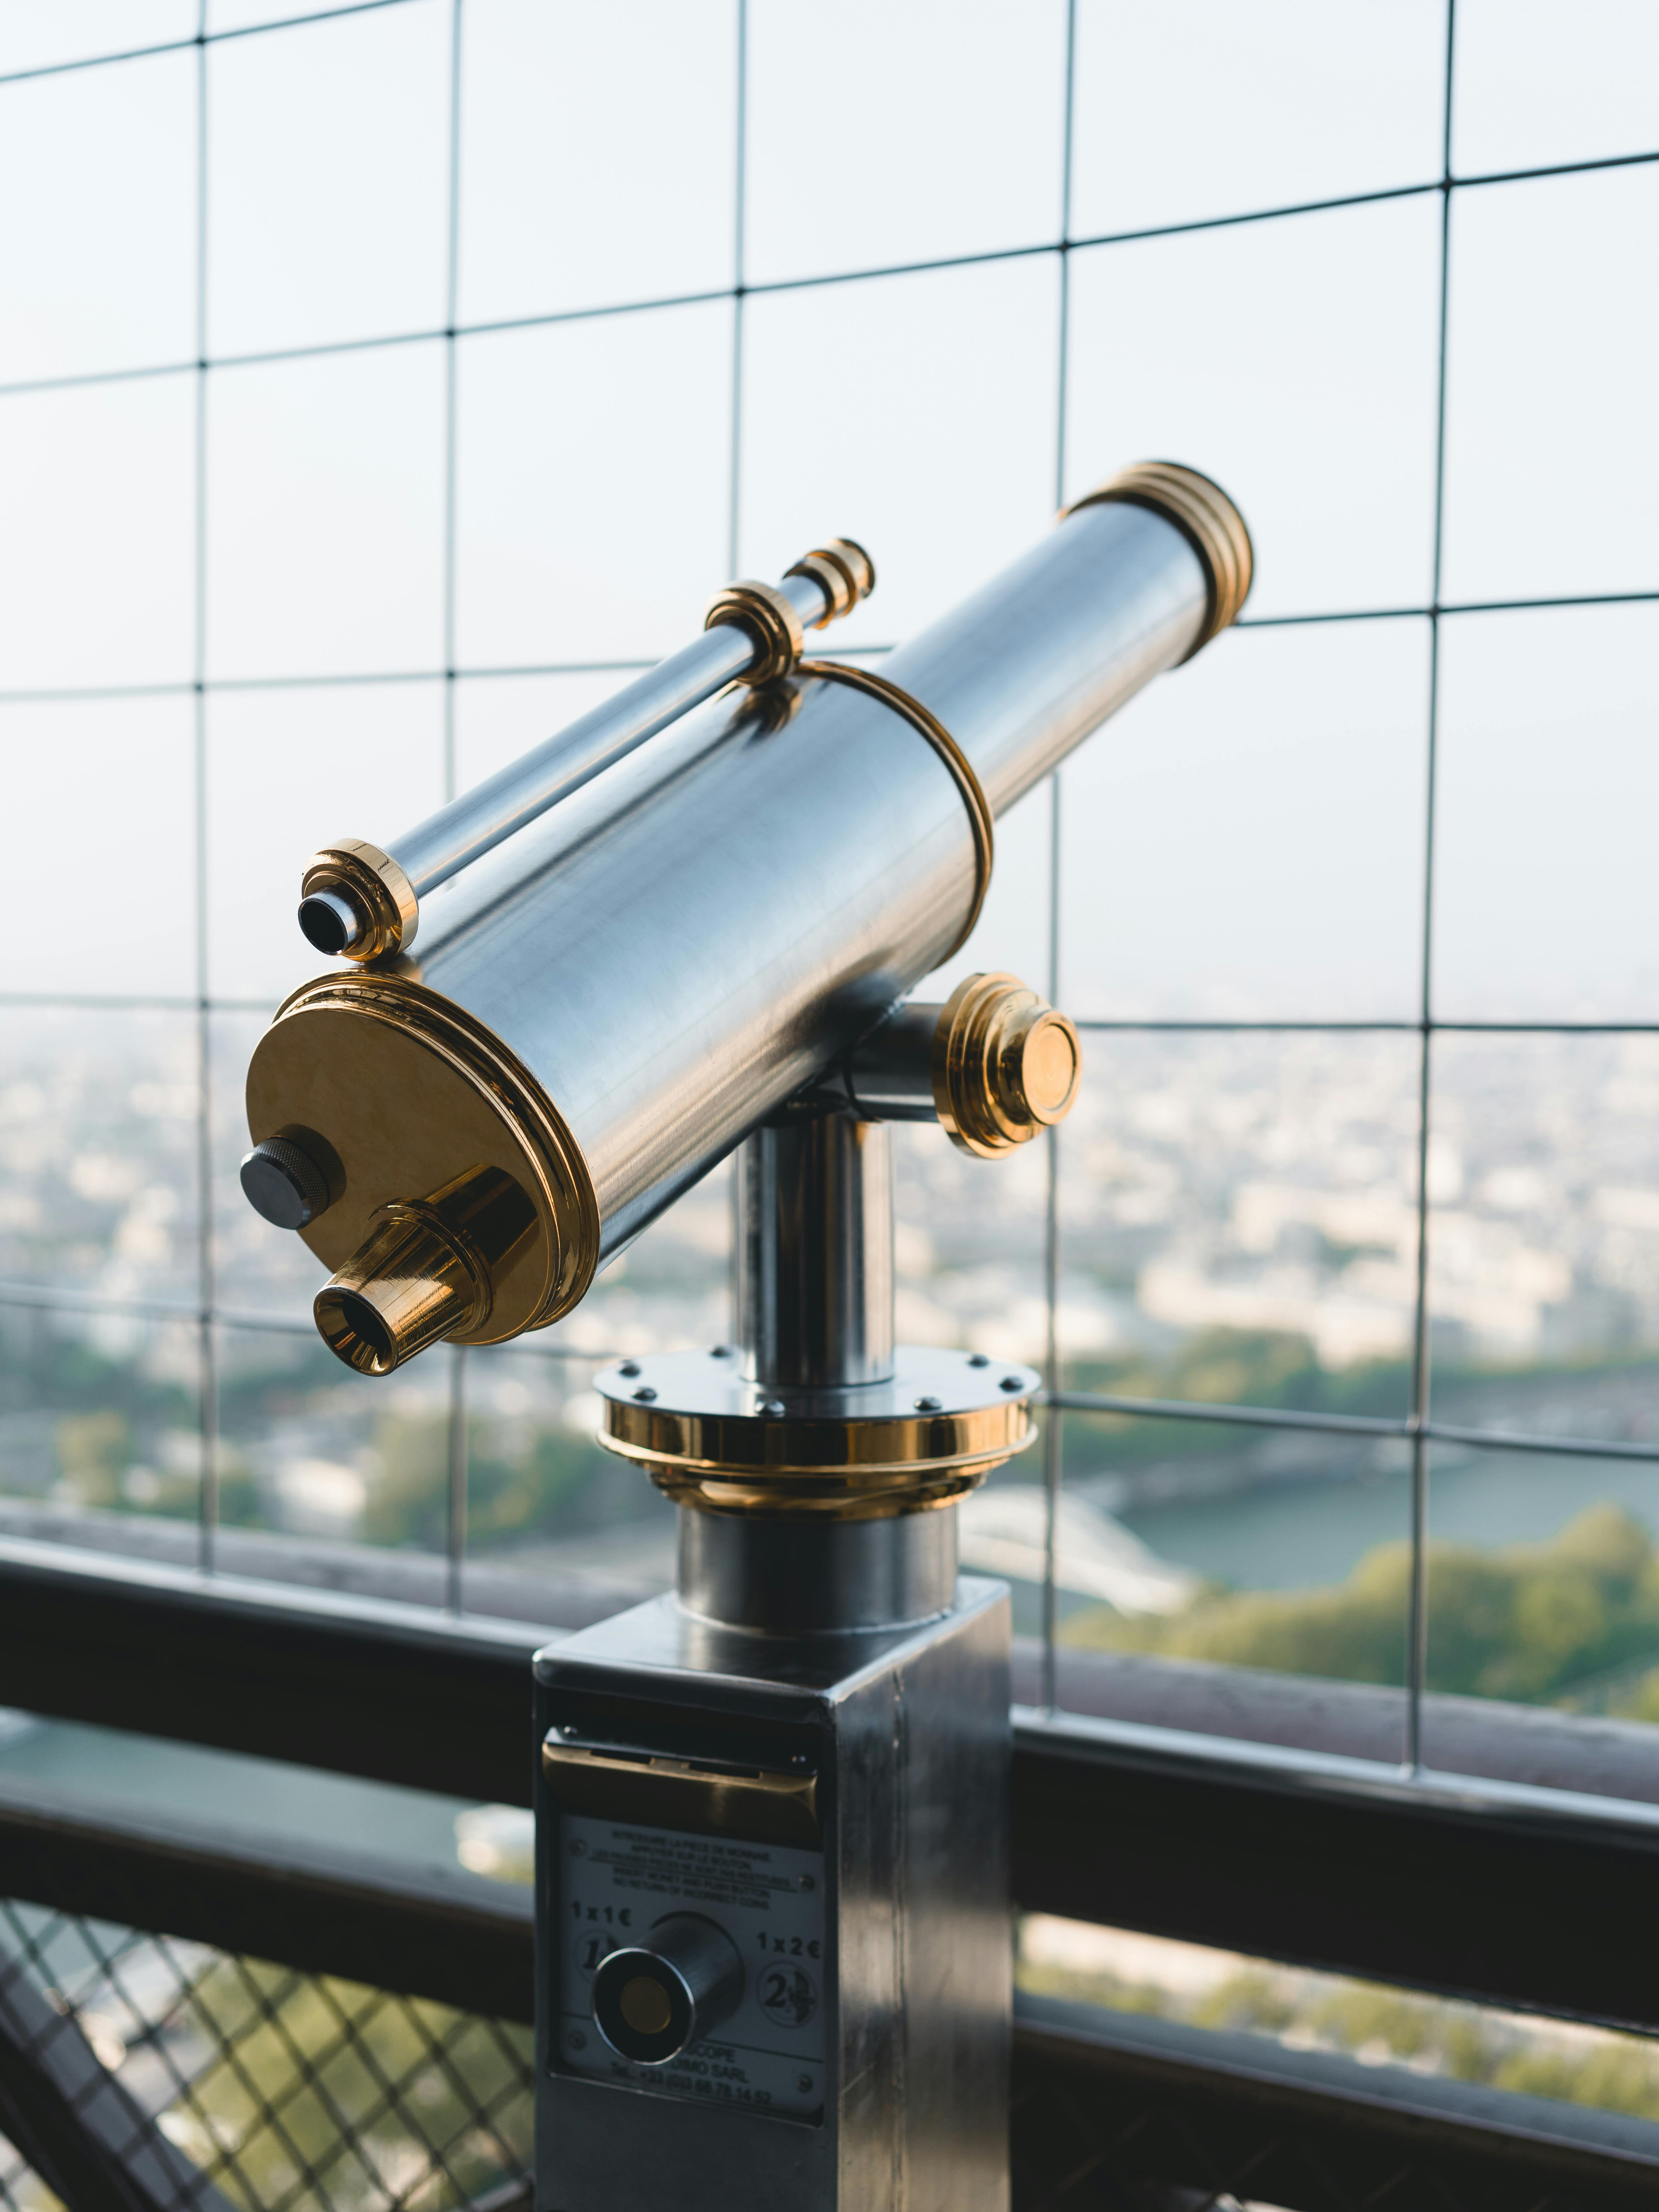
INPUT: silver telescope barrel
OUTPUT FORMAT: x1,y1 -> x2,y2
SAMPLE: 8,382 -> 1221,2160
296,541 -> 874,961
245,462 -> 1250,1373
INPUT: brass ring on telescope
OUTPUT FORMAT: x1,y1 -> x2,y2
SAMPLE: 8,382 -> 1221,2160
785,537 -> 876,628
1061,460 -> 1254,661
704,579 -> 806,685
797,660 -> 994,962
301,840 -> 419,963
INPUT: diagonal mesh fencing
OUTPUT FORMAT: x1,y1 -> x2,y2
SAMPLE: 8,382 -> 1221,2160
0,1900 -> 531,2212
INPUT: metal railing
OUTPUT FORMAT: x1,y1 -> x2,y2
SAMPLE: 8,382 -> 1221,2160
2,1536 -> 1659,2206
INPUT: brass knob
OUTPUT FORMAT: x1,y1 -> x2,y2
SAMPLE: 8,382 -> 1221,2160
930,973 -> 1082,1159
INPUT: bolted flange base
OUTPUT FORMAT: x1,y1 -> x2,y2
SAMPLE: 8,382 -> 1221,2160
594,1344 -> 1040,1519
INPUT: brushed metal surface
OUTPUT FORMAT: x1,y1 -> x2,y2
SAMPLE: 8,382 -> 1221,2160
533,1579 -> 1011,2212
677,1506 -> 958,1635
388,566 -> 834,900
736,1116 -> 894,1390
395,498 -> 1207,1265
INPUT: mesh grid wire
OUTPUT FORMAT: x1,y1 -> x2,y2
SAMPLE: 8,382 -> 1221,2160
0,1898 -> 532,2212
0,0 -> 1656,1943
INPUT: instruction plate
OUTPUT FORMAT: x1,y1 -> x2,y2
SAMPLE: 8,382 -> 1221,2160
555,1810 -> 826,2118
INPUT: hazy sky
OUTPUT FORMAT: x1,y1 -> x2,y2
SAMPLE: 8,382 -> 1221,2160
0,0 -> 1654,1024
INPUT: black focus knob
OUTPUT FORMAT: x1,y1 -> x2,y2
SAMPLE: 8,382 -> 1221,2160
591,1915 -> 744,2065
240,1136 -> 331,1231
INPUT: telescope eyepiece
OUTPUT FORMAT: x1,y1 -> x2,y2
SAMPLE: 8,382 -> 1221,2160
298,886 -> 365,956
313,1164 -> 539,1375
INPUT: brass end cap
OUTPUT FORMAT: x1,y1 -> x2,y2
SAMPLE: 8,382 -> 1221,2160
247,971 -> 600,1368
704,579 -> 806,685
314,1164 -> 535,1376
300,839 -> 418,963
1062,460 -> 1253,660
931,972 -> 1082,1159
785,537 -> 877,628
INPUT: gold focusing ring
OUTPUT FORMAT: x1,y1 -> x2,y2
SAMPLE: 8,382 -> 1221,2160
704,579 -> 805,686
300,839 -> 419,963
797,661 -> 994,962
1061,459 -> 1253,661
784,537 -> 876,629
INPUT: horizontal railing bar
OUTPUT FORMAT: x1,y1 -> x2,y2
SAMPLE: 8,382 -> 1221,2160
1076,1016 -> 1659,1032
1047,1390 -> 1404,1438
0,586 -> 1644,705
3,1274 -> 1650,1456
7,998 -> 1655,1034
33,1001 -> 1659,1034
1012,1709 -> 1659,2036
0,0 -> 422,88
6,1776 -> 1659,2208
1012,1704 -> 1659,1847
0,643 -> 900,705
0,143 -> 1655,399
1050,1389 -> 1659,1466
1014,1993 -> 1659,2202
0,1769 -> 533,2022
0,1277 -> 617,1354
5,1535 -> 1659,2031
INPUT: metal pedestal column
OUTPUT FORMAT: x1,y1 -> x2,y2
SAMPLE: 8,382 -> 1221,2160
533,1110 -> 1018,2211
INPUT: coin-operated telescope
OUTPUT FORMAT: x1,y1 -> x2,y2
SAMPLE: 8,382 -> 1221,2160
241,462 -> 1250,2212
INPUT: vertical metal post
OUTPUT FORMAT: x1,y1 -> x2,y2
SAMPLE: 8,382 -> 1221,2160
442,0 -> 468,1614
193,4 -> 218,1576
446,1344 -> 467,1614
727,0 -> 748,580
734,1117 -> 895,1390
1041,0 -> 1079,1716
1042,773 -> 1064,1714
1406,0 -> 1459,1774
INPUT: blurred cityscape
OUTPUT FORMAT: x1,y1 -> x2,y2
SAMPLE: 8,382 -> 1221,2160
5,1013 -> 1659,1716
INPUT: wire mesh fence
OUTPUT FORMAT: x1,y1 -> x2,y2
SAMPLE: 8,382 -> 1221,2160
0,1898 -> 532,2212
1,2 -> 1658,1769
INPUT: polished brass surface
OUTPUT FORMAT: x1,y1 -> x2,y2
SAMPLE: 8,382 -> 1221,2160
300,839 -> 419,964
314,1163 -> 536,1375
542,1740 -> 821,1846
784,536 -> 876,627
931,971 -> 1082,1159
245,971 -> 599,1346
595,1345 -> 1038,1519
795,659 -> 995,961
703,578 -> 806,685
1061,459 -> 1253,660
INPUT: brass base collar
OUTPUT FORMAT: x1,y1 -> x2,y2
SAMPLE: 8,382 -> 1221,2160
596,1346 -> 1040,1520
1062,460 -> 1253,660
